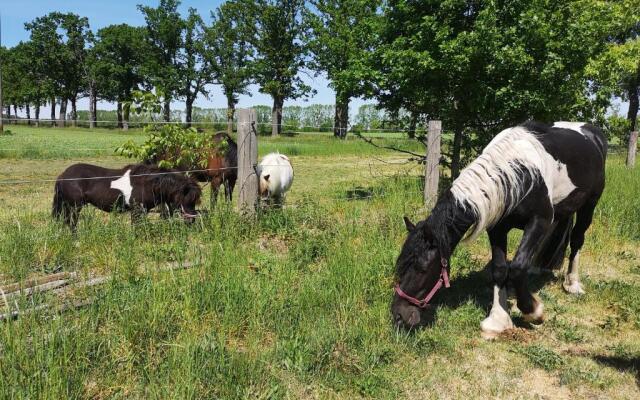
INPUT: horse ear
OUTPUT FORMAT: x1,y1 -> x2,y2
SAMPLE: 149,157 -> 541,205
263,174 -> 270,182
403,216 -> 416,232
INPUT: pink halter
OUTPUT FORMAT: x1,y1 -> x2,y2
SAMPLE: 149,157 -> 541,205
394,259 -> 450,308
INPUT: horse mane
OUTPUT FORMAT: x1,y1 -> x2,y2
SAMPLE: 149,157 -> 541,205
450,124 -> 547,241
129,164 -> 202,205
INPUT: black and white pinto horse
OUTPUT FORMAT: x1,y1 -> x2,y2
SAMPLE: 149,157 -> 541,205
392,121 -> 607,337
53,163 -> 202,230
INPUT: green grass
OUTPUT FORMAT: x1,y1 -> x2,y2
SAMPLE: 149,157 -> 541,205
0,126 -> 639,398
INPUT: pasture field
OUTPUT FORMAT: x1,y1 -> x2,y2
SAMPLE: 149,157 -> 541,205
0,125 -> 639,399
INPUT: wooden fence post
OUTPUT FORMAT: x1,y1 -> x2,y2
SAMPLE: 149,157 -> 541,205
424,120 -> 441,208
627,131 -> 638,168
237,108 -> 258,215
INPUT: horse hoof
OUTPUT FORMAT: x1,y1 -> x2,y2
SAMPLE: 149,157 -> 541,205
563,280 -> 585,295
480,311 -> 514,340
522,297 -> 545,324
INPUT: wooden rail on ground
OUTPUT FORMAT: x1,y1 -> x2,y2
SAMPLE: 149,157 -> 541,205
0,262 -> 198,322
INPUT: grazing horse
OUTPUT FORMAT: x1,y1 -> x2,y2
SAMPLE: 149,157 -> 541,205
257,153 -> 294,207
204,132 -> 238,207
53,163 -> 202,230
152,132 -> 238,208
392,121 -> 607,337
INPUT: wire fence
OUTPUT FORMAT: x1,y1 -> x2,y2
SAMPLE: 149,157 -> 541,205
1,117 -> 418,134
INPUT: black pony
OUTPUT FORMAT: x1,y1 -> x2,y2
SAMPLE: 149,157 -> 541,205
53,163 -> 202,230
392,121 -> 607,337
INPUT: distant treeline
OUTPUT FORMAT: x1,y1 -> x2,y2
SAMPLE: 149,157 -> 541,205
70,104 -> 414,134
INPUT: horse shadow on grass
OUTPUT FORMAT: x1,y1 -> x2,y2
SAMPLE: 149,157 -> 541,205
591,354 -> 640,387
425,263 -> 560,329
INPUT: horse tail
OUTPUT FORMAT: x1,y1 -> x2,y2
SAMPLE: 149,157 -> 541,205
534,216 -> 574,270
52,182 -> 64,219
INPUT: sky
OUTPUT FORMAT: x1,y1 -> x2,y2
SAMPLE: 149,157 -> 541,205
1,0 -> 629,119
1,0 -> 371,117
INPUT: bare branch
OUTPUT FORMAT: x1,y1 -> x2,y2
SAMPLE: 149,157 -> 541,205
354,132 -> 426,161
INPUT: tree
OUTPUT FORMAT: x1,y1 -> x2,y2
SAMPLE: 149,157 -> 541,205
375,0 -> 622,178
180,8 -> 213,127
206,0 -> 254,134
305,0 -> 380,138
138,0 -> 184,122
586,2 -> 640,164
24,14 -> 64,126
242,0 -> 312,136
89,24 -> 148,130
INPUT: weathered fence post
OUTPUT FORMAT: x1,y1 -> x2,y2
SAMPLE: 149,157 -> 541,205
237,108 -> 258,215
627,131 -> 638,168
424,120 -> 442,208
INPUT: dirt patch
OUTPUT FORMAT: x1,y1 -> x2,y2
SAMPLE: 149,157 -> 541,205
519,368 -> 572,399
499,327 -> 536,344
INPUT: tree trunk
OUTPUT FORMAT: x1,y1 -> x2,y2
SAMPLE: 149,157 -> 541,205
408,112 -> 418,139
92,92 -> 98,128
272,96 -> 283,136
627,130 -> 638,168
5,105 -> 11,124
13,105 -> 18,124
627,83 -> 638,133
333,96 -> 350,139
185,96 -> 194,128
50,97 -> 56,127
89,86 -> 96,129
35,104 -> 40,127
226,96 -> 235,135
70,97 -> 77,127
451,128 -> 464,179
117,102 -> 123,129
26,104 -> 31,125
163,97 -> 171,122
58,99 -> 67,128
122,102 -> 130,131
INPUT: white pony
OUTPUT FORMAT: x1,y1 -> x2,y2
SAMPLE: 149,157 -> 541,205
257,153 -> 294,206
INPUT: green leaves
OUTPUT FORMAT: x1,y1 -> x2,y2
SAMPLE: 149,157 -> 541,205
116,91 -> 221,171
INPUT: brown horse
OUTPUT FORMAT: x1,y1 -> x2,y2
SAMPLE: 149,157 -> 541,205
152,132 -> 238,209
53,163 -> 202,231
203,132 -> 238,207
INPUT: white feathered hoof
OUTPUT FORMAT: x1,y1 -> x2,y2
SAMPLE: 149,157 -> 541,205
563,279 -> 585,295
522,296 -> 545,324
480,307 -> 514,340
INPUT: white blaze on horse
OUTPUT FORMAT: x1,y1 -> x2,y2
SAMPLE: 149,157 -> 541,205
392,121 -> 607,338
257,153 -> 294,207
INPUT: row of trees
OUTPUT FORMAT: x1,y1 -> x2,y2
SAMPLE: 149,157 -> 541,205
1,0 -> 379,137
1,0 -> 639,174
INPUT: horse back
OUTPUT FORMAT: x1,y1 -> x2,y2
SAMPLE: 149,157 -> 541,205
523,122 -> 607,211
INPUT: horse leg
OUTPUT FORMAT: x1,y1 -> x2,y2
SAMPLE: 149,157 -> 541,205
210,183 -> 220,210
224,179 -> 232,202
510,214 -> 552,324
226,176 -> 237,202
130,204 -> 146,225
563,201 -> 597,295
481,225 -> 514,338
66,204 -> 81,233
159,203 -> 173,219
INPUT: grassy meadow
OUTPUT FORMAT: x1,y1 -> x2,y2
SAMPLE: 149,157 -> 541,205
0,125 -> 639,399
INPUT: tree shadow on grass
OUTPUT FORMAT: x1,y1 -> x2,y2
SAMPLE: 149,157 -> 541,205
592,354 -> 640,387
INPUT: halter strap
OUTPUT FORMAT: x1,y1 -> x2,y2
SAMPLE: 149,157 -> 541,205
395,262 -> 450,308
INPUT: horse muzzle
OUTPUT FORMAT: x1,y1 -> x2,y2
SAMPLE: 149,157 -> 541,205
180,206 -> 200,223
